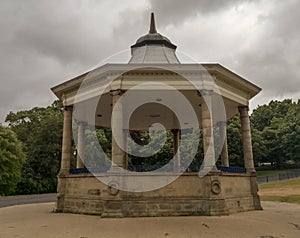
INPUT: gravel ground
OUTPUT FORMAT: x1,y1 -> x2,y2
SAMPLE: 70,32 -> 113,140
0,201 -> 299,238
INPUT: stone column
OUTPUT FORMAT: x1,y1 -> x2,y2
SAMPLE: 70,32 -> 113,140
239,106 -> 255,172
76,121 -> 86,168
200,90 -> 216,172
172,129 -> 180,172
218,121 -> 229,167
60,106 -> 73,175
110,90 -> 126,170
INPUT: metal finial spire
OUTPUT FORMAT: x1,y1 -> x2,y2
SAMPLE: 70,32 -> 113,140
149,12 -> 157,34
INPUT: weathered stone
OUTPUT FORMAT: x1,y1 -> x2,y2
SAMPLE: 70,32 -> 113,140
104,200 -> 122,210
54,173 -> 262,217
88,189 -> 101,195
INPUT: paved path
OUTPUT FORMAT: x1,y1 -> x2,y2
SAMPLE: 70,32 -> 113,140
0,193 -> 56,208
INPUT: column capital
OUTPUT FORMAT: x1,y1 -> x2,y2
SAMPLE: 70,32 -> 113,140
77,121 -> 87,126
217,121 -> 227,127
64,105 -> 73,111
171,129 -> 179,134
109,89 -> 124,96
197,89 -> 214,97
238,105 -> 249,112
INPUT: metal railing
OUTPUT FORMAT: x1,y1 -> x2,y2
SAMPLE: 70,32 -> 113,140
69,165 -> 247,174
69,167 -> 109,174
257,170 -> 300,184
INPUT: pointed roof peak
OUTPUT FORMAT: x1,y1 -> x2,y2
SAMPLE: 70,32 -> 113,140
149,12 -> 157,34
130,12 -> 177,52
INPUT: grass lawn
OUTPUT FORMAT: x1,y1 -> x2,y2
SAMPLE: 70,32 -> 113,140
259,178 -> 300,204
256,168 -> 300,177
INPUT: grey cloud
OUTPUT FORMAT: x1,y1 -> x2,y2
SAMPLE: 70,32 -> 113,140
0,0 -> 299,123
149,0 -> 259,26
6,1 -> 112,66
233,0 -> 300,96
0,0 -> 138,123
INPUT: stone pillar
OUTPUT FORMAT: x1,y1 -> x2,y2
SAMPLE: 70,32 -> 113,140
60,106 -> 73,175
239,106 -> 255,172
172,129 -> 180,172
218,121 -> 229,167
110,90 -> 126,170
200,90 -> 216,172
76,121 -> 86,168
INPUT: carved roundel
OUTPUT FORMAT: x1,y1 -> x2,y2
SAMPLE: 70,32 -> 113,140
108,181 -> 119,196
211,180 -> 221,194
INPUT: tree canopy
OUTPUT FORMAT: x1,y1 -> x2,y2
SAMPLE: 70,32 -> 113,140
0,125 -> 25,195
5,100 -> 63,194
251,99 -> 300,166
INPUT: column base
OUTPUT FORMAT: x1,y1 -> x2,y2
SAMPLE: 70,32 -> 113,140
246,168 -> 256,173
108,165 -> 125,174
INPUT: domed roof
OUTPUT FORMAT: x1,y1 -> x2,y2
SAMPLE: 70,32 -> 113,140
129,13 -> 180,64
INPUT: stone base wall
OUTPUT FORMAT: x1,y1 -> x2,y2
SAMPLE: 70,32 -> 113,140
55,172 -> 262,217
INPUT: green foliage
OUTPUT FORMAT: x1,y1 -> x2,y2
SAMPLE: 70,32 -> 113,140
251,99 -> 300,166
128,128 -> 203,170
281,101 -> 300,162
226,115 -> 243,167
81,126 -> 112,168
5,100 -> 63,194
0,125 -> 25,195
128,130 -> 174,168
251,128 -> 267,165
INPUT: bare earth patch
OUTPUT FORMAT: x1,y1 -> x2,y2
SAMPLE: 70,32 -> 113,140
0,202 -> 300,238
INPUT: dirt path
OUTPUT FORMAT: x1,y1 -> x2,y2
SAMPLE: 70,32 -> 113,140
1,202 -> 300,238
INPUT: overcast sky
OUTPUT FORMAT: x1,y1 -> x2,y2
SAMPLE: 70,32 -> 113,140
1,0 -> 299,123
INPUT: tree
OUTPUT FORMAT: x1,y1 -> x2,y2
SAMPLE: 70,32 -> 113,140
251,128 -> 267,165
281,100 -> 300,162
226,115 -> 243,167
250,99 -> 298,166
251,99 -> 292,131
5,101 -> 63,194
0,125 -> 25,195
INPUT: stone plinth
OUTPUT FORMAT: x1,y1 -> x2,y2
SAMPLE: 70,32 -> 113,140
55,172 -> 262,217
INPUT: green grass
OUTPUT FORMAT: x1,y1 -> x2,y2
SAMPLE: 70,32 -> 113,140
256,169 -> 300,177
260,195 -> 300,204
259,177 -> 300,189
259,178 -> 300,204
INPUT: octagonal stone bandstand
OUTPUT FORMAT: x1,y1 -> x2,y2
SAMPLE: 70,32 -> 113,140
51,13 -> 262,217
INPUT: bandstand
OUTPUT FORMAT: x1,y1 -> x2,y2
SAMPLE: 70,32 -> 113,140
51,13 -> 262,217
